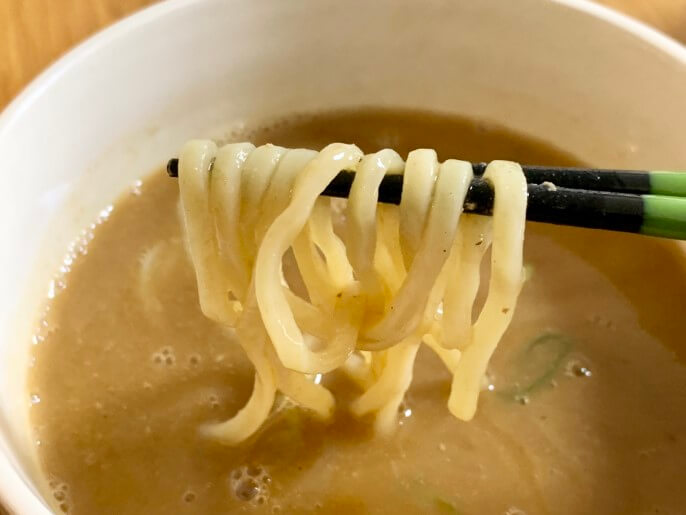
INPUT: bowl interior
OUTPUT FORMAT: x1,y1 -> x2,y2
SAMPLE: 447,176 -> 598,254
1,0 -> 686,512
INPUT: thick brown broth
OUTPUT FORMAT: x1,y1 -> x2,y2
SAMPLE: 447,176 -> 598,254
29,109 -> 686,514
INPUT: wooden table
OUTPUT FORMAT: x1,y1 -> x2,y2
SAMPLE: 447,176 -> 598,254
1,0 -> 686,110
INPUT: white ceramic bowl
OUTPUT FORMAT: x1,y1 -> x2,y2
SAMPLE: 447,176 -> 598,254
1,0 -> 686,512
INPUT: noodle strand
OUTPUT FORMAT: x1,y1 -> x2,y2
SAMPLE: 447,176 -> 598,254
178,142 -> 526,444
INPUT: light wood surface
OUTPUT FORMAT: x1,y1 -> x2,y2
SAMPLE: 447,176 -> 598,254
0,0 -> 159,108
1,0 -> 686,110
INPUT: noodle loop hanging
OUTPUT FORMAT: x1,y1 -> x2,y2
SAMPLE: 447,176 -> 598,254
178,141 -> 527,443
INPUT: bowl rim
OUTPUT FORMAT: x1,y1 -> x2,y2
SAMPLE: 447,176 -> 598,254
2,0 -> 686,139
1,0 -> 685,513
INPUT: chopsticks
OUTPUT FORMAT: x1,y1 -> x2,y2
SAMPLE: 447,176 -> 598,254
166,158 -> 686,240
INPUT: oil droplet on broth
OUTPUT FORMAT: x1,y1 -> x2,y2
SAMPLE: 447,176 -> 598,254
49,479 -> 72,513
182,489 -> 196,503
229,465 -> 272,504
565,358 -> 593,378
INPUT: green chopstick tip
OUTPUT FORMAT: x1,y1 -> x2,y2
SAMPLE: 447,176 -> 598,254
649,171 -> 686,197
641,194 -> 686,240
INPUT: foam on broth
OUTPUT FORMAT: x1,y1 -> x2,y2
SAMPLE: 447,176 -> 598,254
28,109 -> 686,514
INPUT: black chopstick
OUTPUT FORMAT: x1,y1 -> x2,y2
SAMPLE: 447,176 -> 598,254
167,158 -> 686,196
166,158 -> 686,240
